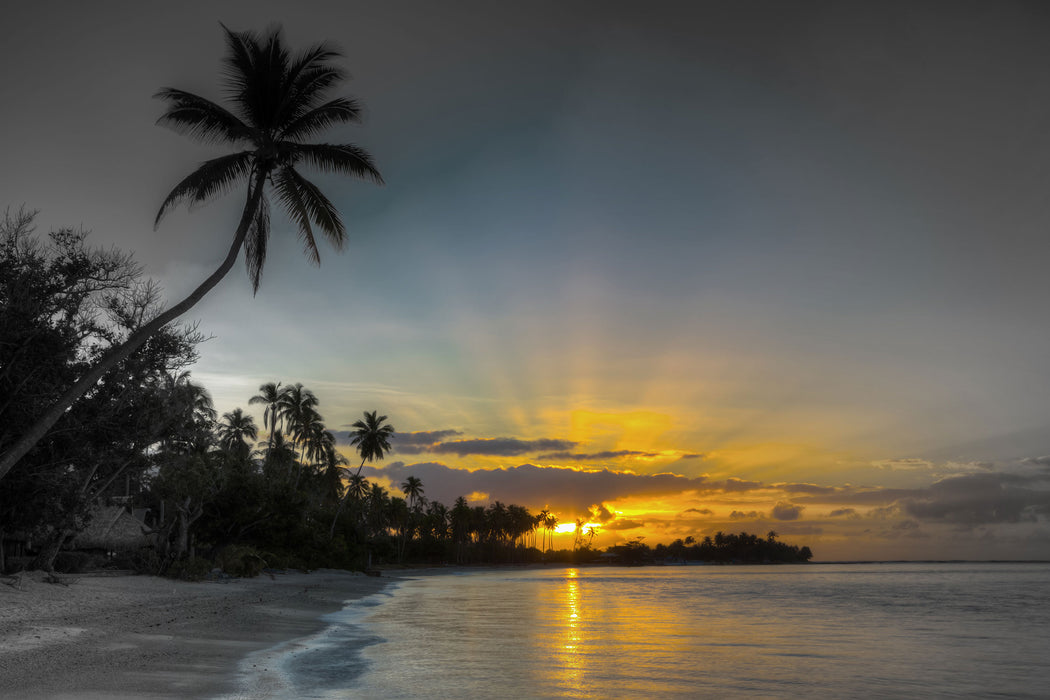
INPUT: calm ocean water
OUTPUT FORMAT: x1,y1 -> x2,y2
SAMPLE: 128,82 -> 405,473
232,563 -> 1050,699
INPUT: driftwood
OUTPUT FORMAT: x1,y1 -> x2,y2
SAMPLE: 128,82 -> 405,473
43,573 -> 78,586
1,573 -> 25,591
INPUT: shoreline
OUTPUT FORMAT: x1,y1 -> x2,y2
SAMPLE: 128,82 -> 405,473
0,569 -> 395,699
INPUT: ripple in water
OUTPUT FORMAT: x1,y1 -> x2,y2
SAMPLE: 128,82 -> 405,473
270,563 -> 1050,699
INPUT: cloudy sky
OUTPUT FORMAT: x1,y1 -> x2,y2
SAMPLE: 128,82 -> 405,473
4,1 -> 1050,559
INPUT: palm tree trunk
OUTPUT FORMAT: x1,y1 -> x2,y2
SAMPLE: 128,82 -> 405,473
0,169 -> 267,483
329,457 -> 364,539
31,528 -> 74,573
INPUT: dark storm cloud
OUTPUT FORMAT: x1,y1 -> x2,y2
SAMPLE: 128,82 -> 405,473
538,449 -> 663,461
430,438 -> 578,457
604,519 -> 644,531
773,482 -> 839,495
899,472 -> 1050,525
771,523 -> 824,537
793,466 -> 1050,527
771,502 -> 804,521
730,510 -> 762,520
884,519 -> 926,540
797,488 -> 921,506
389,430 -> 464,455
722,477 -> 762,492
591,504 -> 615,523
363,461 -> 717,513
332,429 -> 465,451
682,507 -> 714,516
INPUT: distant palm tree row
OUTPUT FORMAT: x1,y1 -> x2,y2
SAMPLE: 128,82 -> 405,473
16,368 -> 812,576
131,378 -> 578,573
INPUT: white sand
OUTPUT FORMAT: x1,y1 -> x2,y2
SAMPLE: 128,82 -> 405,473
0,569 -> 394,699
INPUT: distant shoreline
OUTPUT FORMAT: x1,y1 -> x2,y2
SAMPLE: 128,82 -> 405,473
3,560 -> 1044,697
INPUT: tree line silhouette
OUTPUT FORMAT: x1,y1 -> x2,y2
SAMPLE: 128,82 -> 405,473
0,25 -> 814,578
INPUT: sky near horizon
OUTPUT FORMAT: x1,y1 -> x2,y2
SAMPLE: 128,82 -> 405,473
3,1 -> 1050,559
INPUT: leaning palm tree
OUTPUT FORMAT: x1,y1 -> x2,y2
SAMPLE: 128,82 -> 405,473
329,411 -> 393,540
318,436 -> 348,505
0,24 -> 382,481
349,411 -> 395,477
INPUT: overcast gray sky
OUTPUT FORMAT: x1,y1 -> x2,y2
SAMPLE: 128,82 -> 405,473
4,1 -> 1050,558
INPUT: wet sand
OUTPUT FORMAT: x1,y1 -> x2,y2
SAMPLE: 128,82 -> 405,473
0,569 -> 394,699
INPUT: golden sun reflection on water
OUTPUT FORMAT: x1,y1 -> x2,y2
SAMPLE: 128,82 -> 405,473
564,568 -> 580,648
557,568 -> 584,691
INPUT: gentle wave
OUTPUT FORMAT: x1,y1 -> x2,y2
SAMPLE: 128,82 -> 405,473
239,563 -> 1050,699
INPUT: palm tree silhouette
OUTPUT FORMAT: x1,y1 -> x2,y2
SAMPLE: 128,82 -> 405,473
277,382 -> 320,478
538,509 -> 550,551
261,429 -> 293,470
346,472 -> 369,504
0,24 -> 382,481
573,518 -> 585,553
217,407 -> 258,460
546,513 -> 559,552
329,411 -> 393,543
349,411 -> 395,477
451,496 -> 471,564
401,475 -> 424,511
399,476 -> 425,554
248,381 -> 286,449
318,435 -> 347,505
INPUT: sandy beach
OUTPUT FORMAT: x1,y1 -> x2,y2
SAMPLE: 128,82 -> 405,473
0,569 -> 394,699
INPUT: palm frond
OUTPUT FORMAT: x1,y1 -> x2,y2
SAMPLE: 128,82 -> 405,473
291,43 -> 344,79
280,97 -> 363,140
220,24 -> 259,97
154,88 -> 253,144
295,143 -> 384,184
222,24 -> 290,128
257,27 -> 292,127
278,43 -> 344,122
273,168 -> 320,264
155,151 -> 254,226
244,190 -> 271,293
285,64 -> 345,114
281,166 -> 346,249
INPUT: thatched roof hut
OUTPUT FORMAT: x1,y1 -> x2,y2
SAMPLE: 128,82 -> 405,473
72,506 -> 152,551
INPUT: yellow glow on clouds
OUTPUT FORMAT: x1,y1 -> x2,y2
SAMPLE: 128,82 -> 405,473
568,409 -> 675,452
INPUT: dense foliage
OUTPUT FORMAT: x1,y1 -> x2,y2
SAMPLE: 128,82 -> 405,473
0,212 -> 813,576
0,24 -> 381,485
0,210 -> 202,571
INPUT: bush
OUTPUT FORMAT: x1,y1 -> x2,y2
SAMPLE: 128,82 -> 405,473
214,545 -> 267,578
53,551 -> 92,573
110,548 -> 165,575
258,549 -> 308,571
166,556 -> 212,581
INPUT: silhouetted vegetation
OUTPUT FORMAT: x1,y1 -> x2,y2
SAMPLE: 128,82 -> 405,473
656,531 -> 813,563
1,24 -> 820,578
0,24 -> 381,486
0,214 -> 814,575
